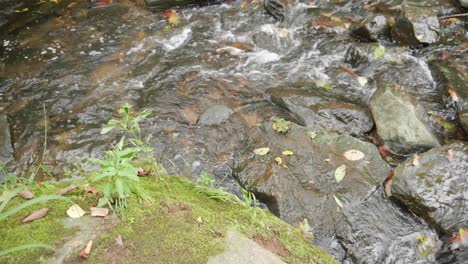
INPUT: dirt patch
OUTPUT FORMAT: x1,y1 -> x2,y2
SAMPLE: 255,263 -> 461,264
254,233 -> 288,257
106,235 -> 130,264
161,201 -> 192,214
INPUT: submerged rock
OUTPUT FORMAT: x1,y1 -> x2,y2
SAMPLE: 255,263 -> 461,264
370,83 -> 439,154
391,6 -> 440,46
350,15 -> 389,42
267,87 -> 374,137
198,105 -> 234,126
392,141 -> 468,234
234,122 -> 440,263
252,25 -> 294,53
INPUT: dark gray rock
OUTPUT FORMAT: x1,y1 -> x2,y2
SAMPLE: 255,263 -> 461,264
370,83 -> 440,154
145,0 -> 222,12
350,15 -> 389,42
392,141 -> 468,234
0,114 -> 13,164
234,122 -> 440,263
264,0 -> 295,21
198,105 -> 234,126
267,87 -> 374,137
391,6 -> 440,46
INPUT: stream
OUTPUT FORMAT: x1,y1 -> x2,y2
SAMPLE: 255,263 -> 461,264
0,0 -> 467,263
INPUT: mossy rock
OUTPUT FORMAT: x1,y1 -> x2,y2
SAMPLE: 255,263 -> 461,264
0,176 -> 337,264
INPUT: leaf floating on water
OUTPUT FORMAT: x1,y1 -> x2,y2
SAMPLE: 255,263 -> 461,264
254,147 -> 270,156
333,195 -> 343,208
275,157 -> 283,165
334,165 -> 346,183
282,150 -> 294,156
374,45 -> 386,59
343,149 -> 365,161
67,204 -> 86,218
57,185 -> 78,196
80,240 -> 93,259
316,80 -> 333,91
22,208 -> 49,223
412,153 -> 420,166
18,189 -> 35,200
90,207 -> 109,217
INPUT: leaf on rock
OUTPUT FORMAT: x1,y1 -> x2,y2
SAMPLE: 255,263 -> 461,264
448,89 -> 459,102
343,149 -> 365,161
18,189 -> 35,200
57,185 -> 78,196
67,204 -> 86,218
254,147 -> 270,156
275,157 -> 283,165
90,207 -> 109,217
282,150 -> 294,156
374,45 -> 386,59
333,195 -> 343,208
22,208 -> 49,223
316,80 -> 333,91
339,65 -> 359,78
168,12 -> 181,26
385,179 -> 393,197
334,165 -> 346,183
80,240 -> 93,259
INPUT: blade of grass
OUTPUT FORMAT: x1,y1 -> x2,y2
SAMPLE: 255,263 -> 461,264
0,195 -> 73,221
0,243 -> 53,257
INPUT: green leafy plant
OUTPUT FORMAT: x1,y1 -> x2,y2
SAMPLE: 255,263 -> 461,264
240,188 -> 264,218
196,173 -> 238,203
272,118 -> 293,134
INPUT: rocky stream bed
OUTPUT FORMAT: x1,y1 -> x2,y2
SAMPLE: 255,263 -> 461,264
0,0 -> 467,263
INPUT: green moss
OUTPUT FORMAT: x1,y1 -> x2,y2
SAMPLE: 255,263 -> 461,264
1,176 -> 337,264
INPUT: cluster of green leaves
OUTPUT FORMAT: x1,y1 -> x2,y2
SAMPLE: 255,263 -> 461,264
272,118 -> 293,134
90,104 -> 153,216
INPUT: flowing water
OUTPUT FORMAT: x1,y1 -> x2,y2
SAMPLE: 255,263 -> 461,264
0,0 -> 466,263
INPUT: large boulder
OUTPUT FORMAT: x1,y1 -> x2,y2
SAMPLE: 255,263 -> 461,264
391,141 -> 468,234
267,87 -> 373,137
391,6 -> 440,46
234,122 -> 441,263
370,83 -> 440,154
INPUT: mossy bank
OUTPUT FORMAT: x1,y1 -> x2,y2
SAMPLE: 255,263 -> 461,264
0,175 -> 337,264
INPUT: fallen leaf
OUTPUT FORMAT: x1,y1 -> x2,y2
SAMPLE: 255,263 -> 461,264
254,147 -> 270,156
90,207 -> 109,217
115,235 -> 124,247
80,240 -> 93,259
22,208 -> 49,223
412,153 -> 420,166
275,157 -> 283,165
67,204 -> 86,218
57,185 -> 78,196
334,165 -> 346,183
378,145 -> 390,157
333,194 -> 343,208
168,12 -> 181,26
385,170 -> 395,182
343,149 -> 365,161
385,179 -> 393,197
307,131 -> 317,139
282,150 -> 294,156
196,216 -> 203,223
447,149 -> 454,161
339,65 -> 359,78
316,80 -> 333,91
374,45 -> 386,59
18,189 -> 35,200
84,187 -> 99,195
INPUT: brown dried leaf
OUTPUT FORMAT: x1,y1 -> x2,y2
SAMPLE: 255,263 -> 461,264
18,189 -> 35,200
385,179 -> 393,197
22,208 -> 49,223
90,207 -> 109,217
84,187 -> 99,195
57,185 -> 78,196
339,65 -> 359,78
80,240 -> 93,259
412,153 -> 420,166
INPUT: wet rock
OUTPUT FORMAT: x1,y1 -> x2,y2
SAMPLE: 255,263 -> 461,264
264,0 -> 295,21
0,114 -> 13,164
370,83 -> 440,154
461,0 -> 468,8
350,15 -> 389,42
252,25 -> 294,53
197,105 -> 233,126
234,122 -> 440,263
145,0 -> 222,12
392,141 -> 468,234
267,87 -> 374,137
391,6 -> 440,46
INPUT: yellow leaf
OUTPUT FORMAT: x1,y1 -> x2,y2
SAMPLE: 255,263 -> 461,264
343,149 -> 365,161
282,150 -> 294,156
254,147 -> 270,156
67,204 -> 86,218
275,157 -> 282,165
168,13 -> 181,26
333,194 -> 343,208
334,165 -> 346,183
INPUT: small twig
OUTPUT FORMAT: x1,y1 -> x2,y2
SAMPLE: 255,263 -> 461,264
439,13 -> 468,20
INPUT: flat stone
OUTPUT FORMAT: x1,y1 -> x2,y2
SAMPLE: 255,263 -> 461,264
198,105 -> 233,126
370,83 -> 439,154
392,6 -> 440,45
207,230 -> 286,264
